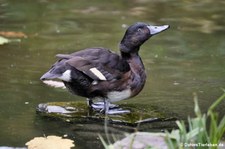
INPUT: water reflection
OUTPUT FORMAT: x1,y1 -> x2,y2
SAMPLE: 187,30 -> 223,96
0,0 -> 224,148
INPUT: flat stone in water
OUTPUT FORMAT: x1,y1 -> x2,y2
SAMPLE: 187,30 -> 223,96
113,132 -> 168,149
36,101 -> 177,127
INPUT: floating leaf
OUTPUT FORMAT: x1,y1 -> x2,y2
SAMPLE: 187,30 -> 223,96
0,36 -> 21,45
0,31 -> 27,38
25,135 -> 75,149
0,36 -> 10,45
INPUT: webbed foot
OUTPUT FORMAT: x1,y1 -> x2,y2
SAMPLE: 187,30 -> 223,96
86,99 -> 130,114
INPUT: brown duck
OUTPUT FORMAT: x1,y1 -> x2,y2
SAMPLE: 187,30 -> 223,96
40,22 -> 169,114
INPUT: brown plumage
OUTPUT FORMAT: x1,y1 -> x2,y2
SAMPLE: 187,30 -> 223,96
40,22 -> 169,114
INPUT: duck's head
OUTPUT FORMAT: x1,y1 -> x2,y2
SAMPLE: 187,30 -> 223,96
120,22 -> 170,53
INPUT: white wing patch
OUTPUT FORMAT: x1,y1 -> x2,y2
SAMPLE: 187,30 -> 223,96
58,70 -> 71,82
90,67 -> 107,81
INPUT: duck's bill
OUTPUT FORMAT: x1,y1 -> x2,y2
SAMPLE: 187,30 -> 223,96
147,25 -> 170,35
40,71 -> 60,81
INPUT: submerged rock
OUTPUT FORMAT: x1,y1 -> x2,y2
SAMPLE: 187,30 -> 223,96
36,101 -> 177,128
113,132 -> 168,149
35,101 -> 178,149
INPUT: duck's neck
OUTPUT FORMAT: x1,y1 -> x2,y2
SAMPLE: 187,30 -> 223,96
121,50 -> 145,72
121,51 -> 144,68
120,43 -> 145,72
120,45 -> 143,65
120,48 -> 147,96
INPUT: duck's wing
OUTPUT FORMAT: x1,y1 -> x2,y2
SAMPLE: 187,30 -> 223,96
57,48 -> 130,81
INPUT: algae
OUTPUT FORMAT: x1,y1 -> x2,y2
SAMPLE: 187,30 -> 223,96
36,101 -> 176,127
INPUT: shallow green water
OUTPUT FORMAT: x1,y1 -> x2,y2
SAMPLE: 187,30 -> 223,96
0,0 -> 224,148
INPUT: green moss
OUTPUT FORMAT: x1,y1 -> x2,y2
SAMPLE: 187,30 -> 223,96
37,101 -> 175,126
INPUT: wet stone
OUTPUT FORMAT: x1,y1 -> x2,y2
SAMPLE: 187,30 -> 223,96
36,101 -> 177,128
113,132 -> 168,149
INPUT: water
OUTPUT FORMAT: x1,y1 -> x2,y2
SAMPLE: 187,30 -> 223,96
0,0 -> 224,148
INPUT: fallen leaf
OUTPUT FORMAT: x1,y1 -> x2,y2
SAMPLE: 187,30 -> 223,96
0,36 -> 21,45
26,135 -> 75,149
0,36 -> 10,45
0,31 -> 27,38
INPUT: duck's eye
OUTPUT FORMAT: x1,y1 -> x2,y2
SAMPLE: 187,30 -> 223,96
137,28 -> 142,32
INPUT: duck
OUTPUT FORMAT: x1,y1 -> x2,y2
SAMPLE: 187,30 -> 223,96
40,22 -> 169,114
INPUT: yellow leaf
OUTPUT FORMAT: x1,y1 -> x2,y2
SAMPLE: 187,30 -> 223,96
0,31 -> 27,38
25,135 -> 75,149
0,36 -> 10,45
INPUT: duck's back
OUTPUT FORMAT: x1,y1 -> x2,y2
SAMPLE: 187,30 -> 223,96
41,47 -> 131,98
57,47 -> 130,73
56,48 -> 130,81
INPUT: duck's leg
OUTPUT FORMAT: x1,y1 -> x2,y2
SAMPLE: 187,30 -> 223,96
86,98 -> 93,107
87,98 -> 130,114
87,98 -> 104,110
103,99 -> 109,114
87,98 -> 119,110
102,99 -> 130,115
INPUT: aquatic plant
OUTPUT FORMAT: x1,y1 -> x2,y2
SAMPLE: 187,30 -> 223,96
100,92 -> 225,149
165,92 -> 225,149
